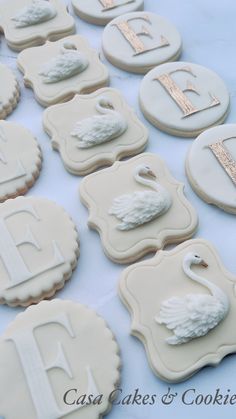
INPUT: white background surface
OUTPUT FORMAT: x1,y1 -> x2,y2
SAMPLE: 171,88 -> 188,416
0,1 -> 236,418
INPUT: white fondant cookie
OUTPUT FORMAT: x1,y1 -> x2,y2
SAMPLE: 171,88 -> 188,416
17,35 -> 109,107
0,0 -> 75,52
119,239 -> 235,382
80,153 -> 198,264
43,88 -> 148,175
186,124 -> 236,214
140,62 -> 230,137
72,0 -> 144,26
0,299 -> 120,419
102,12 -> 182,74
0,196 -> 79,307
0,121 -> 42,202
0,64 -> 20,119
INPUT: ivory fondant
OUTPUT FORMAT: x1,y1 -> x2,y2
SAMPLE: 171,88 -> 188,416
0,64 -> 20,119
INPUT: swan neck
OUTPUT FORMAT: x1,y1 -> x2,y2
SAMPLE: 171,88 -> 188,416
96,100 -> 115,115
135,173 -> 159,190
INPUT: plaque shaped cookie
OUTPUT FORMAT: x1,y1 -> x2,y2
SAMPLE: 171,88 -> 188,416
119,239 -> 236,382
0,196 -> 79,306
0,121 -> 42,202
72,0 -> 144,26
17,35 -> 109,107
80,153 -> 198,264
43,88 -> 148,175
0,0 -> 75,51
186,124 -> 236,214
0,299 -> 120,419
0,64 -> 20,119
140,62 -> 230,137
102,12 -> 182,74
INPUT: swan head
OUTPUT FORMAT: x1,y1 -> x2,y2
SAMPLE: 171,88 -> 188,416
184,252 -> 208,268
133,164 -> 156,181
61,41 -> 78,54
97,97 -> 115,110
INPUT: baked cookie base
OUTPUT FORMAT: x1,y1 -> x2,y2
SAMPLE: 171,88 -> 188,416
0,81 -> 20,119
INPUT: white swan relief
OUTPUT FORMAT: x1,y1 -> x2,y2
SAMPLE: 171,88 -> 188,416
12,0 -> 57,28
109,164 -> 172,231
70,97 -> 128,148
39,41 -> 89,84
156,252 -> 229,345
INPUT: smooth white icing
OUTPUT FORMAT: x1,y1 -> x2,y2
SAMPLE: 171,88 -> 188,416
156,252 -> 229,345
71,96 -> 128,148
39,42 -> 89,84
12,0 -> 57,28
109,164 -> 172,230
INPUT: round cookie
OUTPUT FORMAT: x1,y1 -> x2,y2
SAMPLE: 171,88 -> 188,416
186,124 -> 236,214
139,61 -> 230,137
0,196 -> 79,306
102,11 -> 182,74
0,63 -> 20,119
72,0 -> 144,26
0,121 -> 42,202
0,299 -> 121,419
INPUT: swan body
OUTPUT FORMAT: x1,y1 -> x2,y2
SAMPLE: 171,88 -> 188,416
12,0 -> 57,28
109,164 -> 172,231
156,252 -> 229,345
39,42 -> 89,84
71,97 -> 128,148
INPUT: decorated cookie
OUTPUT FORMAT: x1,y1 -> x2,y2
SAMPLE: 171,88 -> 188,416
80,153 -> 198,264
139,62 -> 230,137
102,12 -> 182,74
17,35 -> 109,107
119,239 -> 235,382
0,64 -> 20,119
43,88 -> 148,175
72,0 -> 144,26
0,299 -> 120,419
186,124 -> 236,214
0,0 -> 75,51
0,121 -> 42,202
0,196 -> 79,307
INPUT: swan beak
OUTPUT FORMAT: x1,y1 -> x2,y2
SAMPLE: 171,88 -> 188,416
200,260 -> 208,268
147,169 -> 156,179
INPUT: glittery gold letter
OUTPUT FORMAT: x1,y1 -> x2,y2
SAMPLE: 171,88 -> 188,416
155,67 -> 220,118
100,0 -> 135,11
209,139 -> 236,186
113,15 -> 169,55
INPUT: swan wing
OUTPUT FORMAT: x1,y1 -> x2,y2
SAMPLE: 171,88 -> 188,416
71,114 -> 127,148
12,1 -> 57,28
109,190 -> 170,230
156,294 -> 227,345
39,51 -> 88,84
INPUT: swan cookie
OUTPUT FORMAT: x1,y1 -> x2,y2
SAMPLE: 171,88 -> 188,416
102,12 -> 182,74
186,124 -> 236,214
43,88 -> 148,175
80,153 -> 198,264
0,299 -> 121,419
72,0 -> 144,26
0,0 -> 75,51
139,62 -> 230,137
17,35 -> 109,107
0,64 -> 20,119
119,239 -> 236,382
0,196 -> 79,307
0,121 -> 42,202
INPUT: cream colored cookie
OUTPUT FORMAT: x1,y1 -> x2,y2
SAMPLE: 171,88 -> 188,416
0,0 -> 75,52
80,153 -> 198,264
17,35 -> 109,107
43,88 -> 148,175
0,299 -> 121,419
0,64 -> 20,119
186,124 -> 236,214
119,239 -> 236,382
72,0 -> 144,26
139,61 -> 230,137
0,121 -> 42,202
102,12 -> 182,74
0,196 -> 79,307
